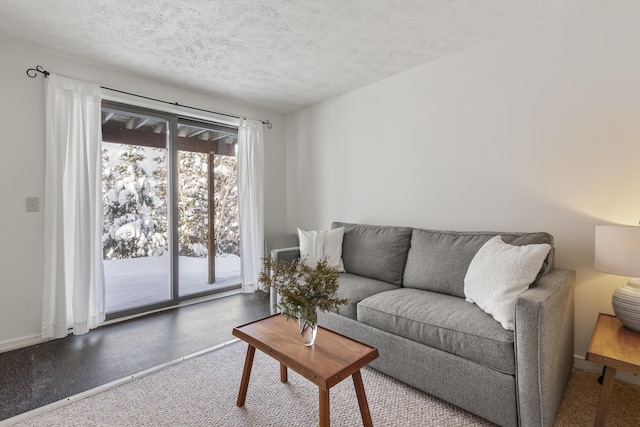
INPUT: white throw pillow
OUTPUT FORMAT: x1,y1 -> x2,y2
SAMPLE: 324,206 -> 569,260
298,227 -> 345,272
464,235 -> 551,331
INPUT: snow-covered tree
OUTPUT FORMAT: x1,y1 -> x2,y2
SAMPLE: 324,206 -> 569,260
214,155 -> 239,256
151,150 -> 168,247
178,151 -> 209,257
101,142 -> 239,260
102,144 -> 167,259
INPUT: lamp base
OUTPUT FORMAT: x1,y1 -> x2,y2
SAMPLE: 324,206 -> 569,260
612,278 -> 640,332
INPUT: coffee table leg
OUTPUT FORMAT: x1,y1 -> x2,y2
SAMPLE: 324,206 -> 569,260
319,387 -> 330,427
236,344 -> 256,407
594,366 -> 616,427
352,370 -> 373,427
280,363 -> 288,383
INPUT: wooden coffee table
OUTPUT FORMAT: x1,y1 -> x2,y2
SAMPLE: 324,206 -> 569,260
232,314 -> 379,426
586,313 -> 640,426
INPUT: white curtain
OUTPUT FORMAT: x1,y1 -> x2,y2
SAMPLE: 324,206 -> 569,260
42,74 -> 105,338
237,118 -> 265,293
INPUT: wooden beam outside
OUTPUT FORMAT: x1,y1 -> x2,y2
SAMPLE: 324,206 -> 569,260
102,121 -> 236,156
126,117 -> 136,129
103,121 -> 166,149
208,153 -> 216,284
134,118 -> 151,130
102,112 -> 115,125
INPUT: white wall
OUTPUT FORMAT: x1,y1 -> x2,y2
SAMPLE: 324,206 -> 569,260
286,0 -> 640,373
0,36 -> 287,350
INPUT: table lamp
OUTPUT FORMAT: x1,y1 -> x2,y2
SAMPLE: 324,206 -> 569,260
594,224 -> 640,332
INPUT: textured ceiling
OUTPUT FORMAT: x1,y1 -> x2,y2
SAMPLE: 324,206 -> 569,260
0,0 -> 592,114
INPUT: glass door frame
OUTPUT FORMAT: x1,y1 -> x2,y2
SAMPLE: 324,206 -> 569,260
102,101 -> 241,320
102,101 -> 179,320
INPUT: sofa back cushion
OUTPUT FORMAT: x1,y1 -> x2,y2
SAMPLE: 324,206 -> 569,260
332,222 -> 412,286
402,229 -> 554,298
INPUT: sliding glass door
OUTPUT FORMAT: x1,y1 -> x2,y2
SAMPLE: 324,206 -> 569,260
177,119 -> 240,298
101,102 -> 241,319
101,106 -> 174,316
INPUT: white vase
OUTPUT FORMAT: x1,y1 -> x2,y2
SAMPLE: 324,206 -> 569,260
612,279 -> 640,332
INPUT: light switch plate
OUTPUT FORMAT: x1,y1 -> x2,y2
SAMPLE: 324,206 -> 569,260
26,197 -> 39,213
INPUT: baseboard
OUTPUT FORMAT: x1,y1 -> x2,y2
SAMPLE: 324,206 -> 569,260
574,354 -> 640,386
0,335 -> 47,354
0,291 -> 244,354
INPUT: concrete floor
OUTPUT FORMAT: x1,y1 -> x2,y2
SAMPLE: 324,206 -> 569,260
0,291 -> 271,421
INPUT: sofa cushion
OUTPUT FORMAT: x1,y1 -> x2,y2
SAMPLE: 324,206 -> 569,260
298,227 -> 345,271
357,288 -> 516,375
332,222 -> 412,286
402,229 -> 554,298
332,273 -> 399,320
464,235 -> 551,331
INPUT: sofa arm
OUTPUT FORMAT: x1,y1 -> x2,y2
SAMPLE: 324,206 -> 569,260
515,268 -> 575,427
268,247 -> 300,313
270,247 -> 300,264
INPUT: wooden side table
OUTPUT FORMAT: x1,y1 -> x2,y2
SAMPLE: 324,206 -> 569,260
585,313 -> 640,426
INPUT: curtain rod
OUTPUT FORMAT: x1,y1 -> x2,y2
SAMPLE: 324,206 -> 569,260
26,65 -> 272,129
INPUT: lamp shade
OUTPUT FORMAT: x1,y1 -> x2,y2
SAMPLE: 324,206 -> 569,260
594,225 -> 640,278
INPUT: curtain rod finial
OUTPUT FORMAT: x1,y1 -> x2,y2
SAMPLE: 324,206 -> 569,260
26,65 -> 49,78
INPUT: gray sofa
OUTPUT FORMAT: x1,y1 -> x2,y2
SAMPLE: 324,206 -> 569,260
271,222 -> 575,427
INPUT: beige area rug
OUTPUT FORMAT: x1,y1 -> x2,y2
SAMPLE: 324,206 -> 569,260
8,340 -> 640,427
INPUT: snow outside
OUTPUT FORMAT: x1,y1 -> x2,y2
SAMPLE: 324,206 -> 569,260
102,142 -> 241,312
